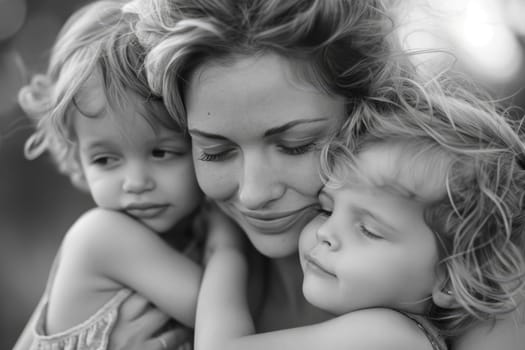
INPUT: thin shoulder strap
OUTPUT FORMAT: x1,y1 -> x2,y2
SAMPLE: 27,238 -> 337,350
403,312 -> 448,350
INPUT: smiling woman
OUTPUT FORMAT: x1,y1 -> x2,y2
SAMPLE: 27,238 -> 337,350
186,53 -> 346,258
126,0 -> 525,349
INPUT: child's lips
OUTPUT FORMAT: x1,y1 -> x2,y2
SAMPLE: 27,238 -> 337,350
304,255 -> 336,278
125,203 -> 169,219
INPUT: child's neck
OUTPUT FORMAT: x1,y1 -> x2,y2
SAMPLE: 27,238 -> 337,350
162,215 -> 196,250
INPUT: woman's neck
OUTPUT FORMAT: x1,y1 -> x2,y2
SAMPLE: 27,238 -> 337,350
254,252 -> 332,331
269,253 -> 305,308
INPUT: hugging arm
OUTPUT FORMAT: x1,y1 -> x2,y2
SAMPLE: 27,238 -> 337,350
62,208 -> 202,327
13,208 -> 200,350
194,208 -> 254,350
196,265 -> 435,350
195,248 -> 253,350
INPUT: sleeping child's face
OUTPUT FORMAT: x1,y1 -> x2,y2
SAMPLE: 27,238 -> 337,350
299,141 -> 449,315
73,77 -> 202,233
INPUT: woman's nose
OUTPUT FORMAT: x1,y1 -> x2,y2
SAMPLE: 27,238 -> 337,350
315,216 -> 340,250
122,162 -> 155,193
238,152 -> 284,210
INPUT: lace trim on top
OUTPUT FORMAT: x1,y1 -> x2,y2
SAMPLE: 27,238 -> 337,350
29,289 -> 132,350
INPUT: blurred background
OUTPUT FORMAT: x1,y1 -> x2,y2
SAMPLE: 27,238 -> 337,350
1,0 -> 525,348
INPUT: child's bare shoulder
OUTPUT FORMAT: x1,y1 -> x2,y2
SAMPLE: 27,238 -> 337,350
61,208 -> 151,260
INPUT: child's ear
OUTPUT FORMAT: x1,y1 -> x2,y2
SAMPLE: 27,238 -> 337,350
431,271 -> 459,309
71,172 -> 89,192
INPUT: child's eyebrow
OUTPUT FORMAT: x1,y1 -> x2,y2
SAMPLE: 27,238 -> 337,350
80,140 -> 113,151
359,207 -> 400,234
377,181 -> 418,200
342,166 -> 424,202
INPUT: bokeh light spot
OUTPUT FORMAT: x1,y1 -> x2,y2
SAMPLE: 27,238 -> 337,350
0,0 -> 27,41
0,49 -> 26,116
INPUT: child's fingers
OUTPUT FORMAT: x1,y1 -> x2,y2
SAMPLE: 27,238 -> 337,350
132,306 -> 172,337
111,293 -> 191,350
153,327 -> 193,350
118,292 -> 152,320
109,302 -> 170,350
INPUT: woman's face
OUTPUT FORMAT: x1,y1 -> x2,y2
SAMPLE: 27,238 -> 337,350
186,53 -> 345,258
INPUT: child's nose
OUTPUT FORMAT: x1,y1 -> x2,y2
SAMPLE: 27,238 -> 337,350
315,216 -> 340,250
122,163 -> 155,193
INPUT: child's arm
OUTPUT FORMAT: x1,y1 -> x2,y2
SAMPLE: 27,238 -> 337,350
197,302 -> 436,350
195,247 -> 253,349
194,206 -> 254,349
49,208 -> 201,330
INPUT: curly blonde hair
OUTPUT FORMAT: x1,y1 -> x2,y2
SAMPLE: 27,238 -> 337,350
19,0 -> 180,189
323,70 -> 525,336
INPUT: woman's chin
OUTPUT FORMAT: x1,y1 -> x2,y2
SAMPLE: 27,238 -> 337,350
245,228 -> 301,258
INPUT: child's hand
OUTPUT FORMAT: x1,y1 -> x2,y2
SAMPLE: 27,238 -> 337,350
203,203 -> 246,264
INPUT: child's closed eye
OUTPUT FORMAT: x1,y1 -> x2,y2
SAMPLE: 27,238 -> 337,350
358,223 -> 384,240
317,208 -> 332,217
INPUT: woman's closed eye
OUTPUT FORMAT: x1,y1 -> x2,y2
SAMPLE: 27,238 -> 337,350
197,146 -> 236,162
278,142 -> 317,156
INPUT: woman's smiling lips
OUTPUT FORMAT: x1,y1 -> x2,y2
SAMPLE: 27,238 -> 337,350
238,205 -> 318,234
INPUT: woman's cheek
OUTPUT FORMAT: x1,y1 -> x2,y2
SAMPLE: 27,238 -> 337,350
193,160 -> 238,201
299,216 -> 323,251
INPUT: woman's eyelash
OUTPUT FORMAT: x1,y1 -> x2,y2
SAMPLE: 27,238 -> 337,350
198,150 -> 230,162
198,142 -> 316,161
280,143 -> 316,155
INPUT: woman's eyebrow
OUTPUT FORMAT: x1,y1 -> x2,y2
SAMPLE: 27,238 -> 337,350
263,118 -> 329,137
189,118 -> 330,139
187,129 -> 229,140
